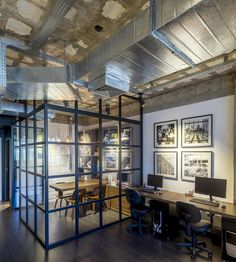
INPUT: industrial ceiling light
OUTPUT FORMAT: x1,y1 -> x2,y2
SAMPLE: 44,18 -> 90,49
138,93 -> 145,108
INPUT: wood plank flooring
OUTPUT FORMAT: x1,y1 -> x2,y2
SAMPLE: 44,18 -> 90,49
0,205 -> 222,262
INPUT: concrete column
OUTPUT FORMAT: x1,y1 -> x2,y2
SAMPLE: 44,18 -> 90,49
234,77 -> 236,203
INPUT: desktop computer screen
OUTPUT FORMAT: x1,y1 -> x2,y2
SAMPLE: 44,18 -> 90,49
147,174 -> 163,191
195,177 -> 227,198
121,173 -> 128,183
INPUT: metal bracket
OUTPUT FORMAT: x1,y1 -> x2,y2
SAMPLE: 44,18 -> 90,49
150,0 -> 195,67
0,40 -> 7,95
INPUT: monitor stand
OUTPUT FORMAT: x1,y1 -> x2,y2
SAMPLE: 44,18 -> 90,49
190,194 -> 220,207
154,186 -> 157,192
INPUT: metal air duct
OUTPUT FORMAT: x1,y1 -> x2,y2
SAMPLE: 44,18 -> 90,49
73,0 -> 236,96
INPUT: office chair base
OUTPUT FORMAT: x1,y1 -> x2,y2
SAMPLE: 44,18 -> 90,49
128,222 -> 148,234
177,241 -> 213,259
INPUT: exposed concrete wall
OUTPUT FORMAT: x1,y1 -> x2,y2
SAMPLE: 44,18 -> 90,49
144,74 -> 235,114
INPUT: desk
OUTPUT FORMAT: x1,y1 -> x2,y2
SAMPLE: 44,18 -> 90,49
50,179 -> 100,197
136,189 -> 236,219
135,188 -> 236,259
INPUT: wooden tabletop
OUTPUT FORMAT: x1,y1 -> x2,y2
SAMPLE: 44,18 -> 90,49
49,179 -> 100,192
135,188 -> 236,219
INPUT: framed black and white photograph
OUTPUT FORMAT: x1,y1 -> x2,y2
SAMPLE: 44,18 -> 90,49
154,151 -> 178,180
154,120 -> 178,148
181,114 -> 213,147
181,151 -> 212,182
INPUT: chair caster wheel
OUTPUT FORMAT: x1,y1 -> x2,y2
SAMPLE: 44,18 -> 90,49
208,253 -> 213,259
191,255 -> 196,259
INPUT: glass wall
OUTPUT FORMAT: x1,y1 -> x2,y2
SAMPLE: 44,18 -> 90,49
16,96 -> 142,249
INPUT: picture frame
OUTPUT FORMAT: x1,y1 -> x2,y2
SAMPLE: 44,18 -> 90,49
154,120 -> 178,148
181,151 -> 213,182
104,148 -> 118,170
103,128 -> 131,145
181,114 -> 213,147
154,151 -> 178,180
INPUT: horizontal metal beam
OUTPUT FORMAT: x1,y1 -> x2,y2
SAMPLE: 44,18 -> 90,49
7,66 -> 71,83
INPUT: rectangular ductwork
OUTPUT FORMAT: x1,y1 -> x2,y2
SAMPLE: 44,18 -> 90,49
73,0 -> 203,93
88,73 -> 129,98
73,0 -> 236,96
0,101 -> 25,116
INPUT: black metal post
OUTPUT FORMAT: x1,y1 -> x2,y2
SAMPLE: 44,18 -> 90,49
44,101 -> 49,248
99,99 -> 103,227
118,96 -> 122,220
140,102 -> 143,186
25,118 -> 28,225
74,101 -> 79,235
19,121 -> 22,219
33,100 -> 37,234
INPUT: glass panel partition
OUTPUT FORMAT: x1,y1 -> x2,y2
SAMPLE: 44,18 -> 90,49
16,95 -> 142,249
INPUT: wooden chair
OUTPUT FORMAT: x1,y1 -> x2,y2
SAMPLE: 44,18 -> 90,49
65,189 -> 86,220
54,182 -> 72,210
86,184 -> 107,212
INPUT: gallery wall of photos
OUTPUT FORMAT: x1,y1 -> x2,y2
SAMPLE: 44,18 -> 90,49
153,114 -> 213,183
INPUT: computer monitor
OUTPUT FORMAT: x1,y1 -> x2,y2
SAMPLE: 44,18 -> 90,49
121,173 -> 128,183
195,177 -> 227,199
147,174 -> 163,191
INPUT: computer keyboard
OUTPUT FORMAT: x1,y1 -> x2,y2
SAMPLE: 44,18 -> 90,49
190,197 -> 220,207
139,188 -> 157,194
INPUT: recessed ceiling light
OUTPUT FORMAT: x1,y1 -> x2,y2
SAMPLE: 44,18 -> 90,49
94,25 -> 103,32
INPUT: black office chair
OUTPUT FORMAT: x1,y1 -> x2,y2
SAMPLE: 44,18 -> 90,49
176,201 -> 213,259
125,188 -> 149,234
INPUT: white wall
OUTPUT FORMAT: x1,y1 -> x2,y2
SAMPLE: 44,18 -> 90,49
143,95 -> 234,203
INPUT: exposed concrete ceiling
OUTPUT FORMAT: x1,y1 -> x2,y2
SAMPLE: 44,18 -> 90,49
0,0 -> 236,115
0,0 -> 149,66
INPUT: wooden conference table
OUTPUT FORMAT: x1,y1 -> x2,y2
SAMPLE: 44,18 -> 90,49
50,179 -> 100,197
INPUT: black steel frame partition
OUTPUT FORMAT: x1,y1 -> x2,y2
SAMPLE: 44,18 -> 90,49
13,96 -> 142,249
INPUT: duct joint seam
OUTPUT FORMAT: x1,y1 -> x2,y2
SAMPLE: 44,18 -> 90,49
150,0 -> 195,67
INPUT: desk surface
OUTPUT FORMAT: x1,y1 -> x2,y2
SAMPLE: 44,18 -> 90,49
136,188 -> 236,219
50,179 -> 100,192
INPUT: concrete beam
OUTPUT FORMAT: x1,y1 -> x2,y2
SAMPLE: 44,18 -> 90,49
144,74 -> 235,113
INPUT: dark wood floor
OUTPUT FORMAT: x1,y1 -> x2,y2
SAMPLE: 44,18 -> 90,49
0,205 -> 222,262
